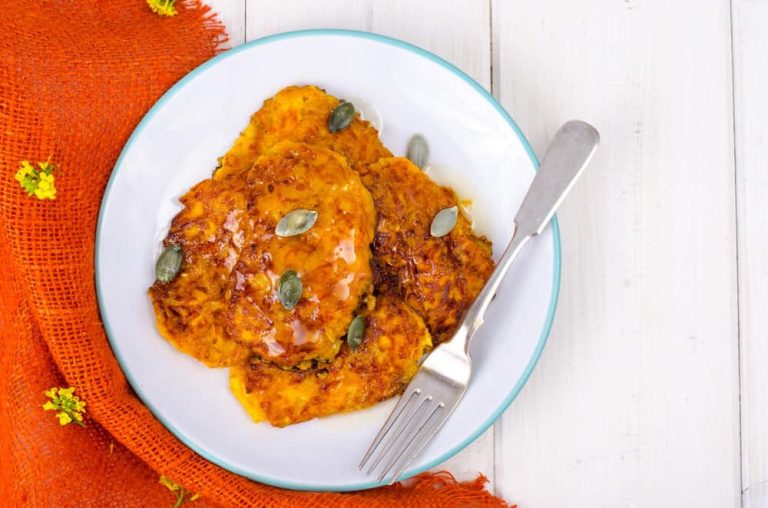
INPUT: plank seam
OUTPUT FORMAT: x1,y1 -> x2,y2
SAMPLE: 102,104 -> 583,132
489,0 -> 495,96
729,0 -> 745,505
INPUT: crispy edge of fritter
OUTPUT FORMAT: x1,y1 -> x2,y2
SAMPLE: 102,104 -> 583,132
213,85 -> 391,182
148,177 -> 250,368
361,157 -> 495,343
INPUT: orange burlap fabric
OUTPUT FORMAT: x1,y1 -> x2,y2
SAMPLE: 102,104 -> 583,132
0,1 -> 512,506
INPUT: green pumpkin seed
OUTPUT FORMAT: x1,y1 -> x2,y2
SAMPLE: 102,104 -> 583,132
155,245 -> 182,283
328,101 -> 355,133
347,316 -> 365,351
275,209 -> 318,237
430,206 -> 458,238
406,134 -> 429,169
278,270 -> 302,310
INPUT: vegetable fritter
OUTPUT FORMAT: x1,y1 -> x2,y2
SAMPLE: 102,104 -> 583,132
149,85 -> 387,367
225,141 -> 376,368
148,177 -> 249,367
360,157 -> 495,343
230,296 -> 432,427
214,85 -> 391,182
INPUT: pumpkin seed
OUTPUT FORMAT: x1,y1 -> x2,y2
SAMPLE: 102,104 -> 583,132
406,134 -> 429,169
278,270 -> 302,310
328,101 -> 355,133
275,209 -> 318,237
347,316 -> 365,351
155,245 -> 182,283
430,206 -> 458,238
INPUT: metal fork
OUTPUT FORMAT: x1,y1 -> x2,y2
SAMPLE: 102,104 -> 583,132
359,120 -> 600,484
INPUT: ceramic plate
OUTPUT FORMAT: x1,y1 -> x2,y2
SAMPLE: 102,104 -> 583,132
96,29 -> 560,491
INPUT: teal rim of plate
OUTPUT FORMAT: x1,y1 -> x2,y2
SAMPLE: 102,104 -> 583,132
95,28 -> 561,492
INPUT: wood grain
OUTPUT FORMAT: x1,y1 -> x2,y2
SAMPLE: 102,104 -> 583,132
492,0 -> 740,506
733,1 -> 768,506
246,0 -> 368,37
245,0 -> 491,85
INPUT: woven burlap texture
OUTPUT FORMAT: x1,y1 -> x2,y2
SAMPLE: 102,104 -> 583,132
0,1 -> 513,506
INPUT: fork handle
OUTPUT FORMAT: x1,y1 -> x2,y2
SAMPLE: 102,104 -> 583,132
457,120 -> 599,347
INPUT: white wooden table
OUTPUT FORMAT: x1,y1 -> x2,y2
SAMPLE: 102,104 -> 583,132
203,1 -> 767,506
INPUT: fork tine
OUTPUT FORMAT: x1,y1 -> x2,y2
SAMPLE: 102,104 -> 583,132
358,388 -> 421,470
366,393 -> 431,475
376,400 -> 444,483
385,403 -> 447,484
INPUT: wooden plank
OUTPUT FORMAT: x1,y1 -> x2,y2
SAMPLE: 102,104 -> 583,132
245,0 -> 496,488
367,1 -> 495,485
368,0 -> 491,87
732,1 -> 768,506
492,0 -> 740,506
245,0 -> 491,85
245,0 -> 369,37
206,0 -> 246,46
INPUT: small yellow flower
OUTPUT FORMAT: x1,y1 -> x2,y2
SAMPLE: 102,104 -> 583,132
146,0 -> 178,16
15,159 -> 57,200
43,386 -> 86,427
34,172 -> 56,199
159,475 -> 200,507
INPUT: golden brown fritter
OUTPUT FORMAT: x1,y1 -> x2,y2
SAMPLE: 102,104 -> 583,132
225,141 -> 377,368
360,157 -> 495,343
229,296 -> 432,427
148,177 -> 249,367
149,85 -> 387,368
214,85 -> 391,182
149,85 -> 496,426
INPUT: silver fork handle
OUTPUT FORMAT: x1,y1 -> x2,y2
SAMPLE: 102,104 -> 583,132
457,120 -> 600,349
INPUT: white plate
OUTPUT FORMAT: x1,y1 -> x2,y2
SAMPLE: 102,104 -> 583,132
96,29 -> 560,491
